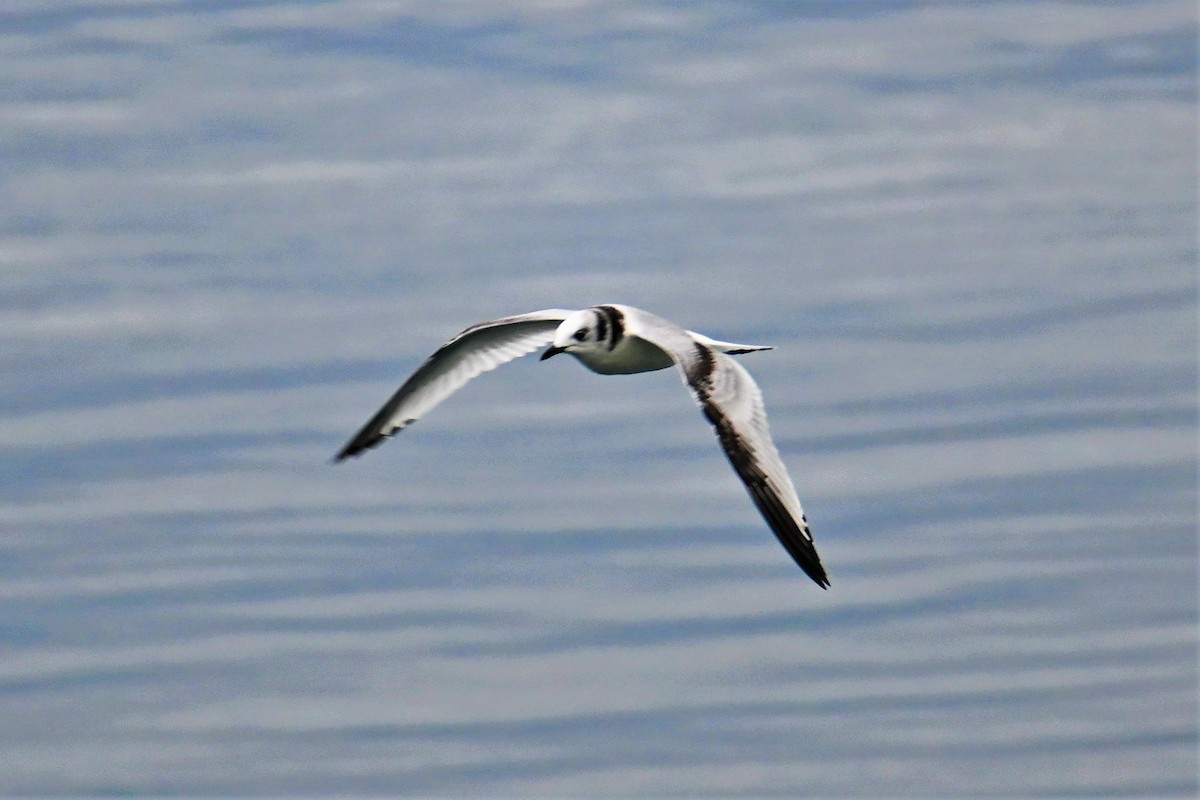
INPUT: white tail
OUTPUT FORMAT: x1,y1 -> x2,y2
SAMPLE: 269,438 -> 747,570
687,331 -> 774,355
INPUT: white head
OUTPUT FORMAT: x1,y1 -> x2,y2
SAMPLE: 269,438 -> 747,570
541,307 -> 623,361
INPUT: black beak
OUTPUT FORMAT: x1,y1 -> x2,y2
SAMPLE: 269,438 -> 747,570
540,345 -> 566,361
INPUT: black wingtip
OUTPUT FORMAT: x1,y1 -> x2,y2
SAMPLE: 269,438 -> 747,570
332,440 -> 358,463
804,544 -> 831,589
331,429 -> 392,463
797,555 -> 830,590
773,525 -> 830,589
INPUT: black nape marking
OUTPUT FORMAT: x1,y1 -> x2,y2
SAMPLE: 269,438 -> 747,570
594,305 -> 625,350
593,309 -> 608,343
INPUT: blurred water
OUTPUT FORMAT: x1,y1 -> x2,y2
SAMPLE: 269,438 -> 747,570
0,1 -> 1196,795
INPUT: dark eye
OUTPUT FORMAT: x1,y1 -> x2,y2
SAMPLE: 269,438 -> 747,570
572,327 -> 588,341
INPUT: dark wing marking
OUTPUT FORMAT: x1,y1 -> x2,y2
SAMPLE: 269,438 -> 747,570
334,309 -> 571,461
686,344 -> 830,588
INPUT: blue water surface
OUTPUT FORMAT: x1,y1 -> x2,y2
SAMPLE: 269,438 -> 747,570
0,0 -> 1195,795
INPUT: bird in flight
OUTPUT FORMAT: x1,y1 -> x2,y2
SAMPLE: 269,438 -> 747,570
335,304 -> 829,588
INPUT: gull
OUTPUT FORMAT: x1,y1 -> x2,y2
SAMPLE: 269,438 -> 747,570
335,304 -> 829,588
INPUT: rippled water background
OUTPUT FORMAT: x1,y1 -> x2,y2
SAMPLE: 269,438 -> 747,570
2,1 -> 1196,795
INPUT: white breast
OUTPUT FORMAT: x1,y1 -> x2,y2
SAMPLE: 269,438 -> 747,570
571,335 -> 676,375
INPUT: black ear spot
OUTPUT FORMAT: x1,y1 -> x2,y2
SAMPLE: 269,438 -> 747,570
573,327 -> 588,341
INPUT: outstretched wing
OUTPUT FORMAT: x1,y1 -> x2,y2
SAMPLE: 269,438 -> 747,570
687,348 -> 828,587
334,309 -> 571,461
626,311 -> 829,588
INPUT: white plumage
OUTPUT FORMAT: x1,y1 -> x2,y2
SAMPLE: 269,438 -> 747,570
335,304 -> 828,588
